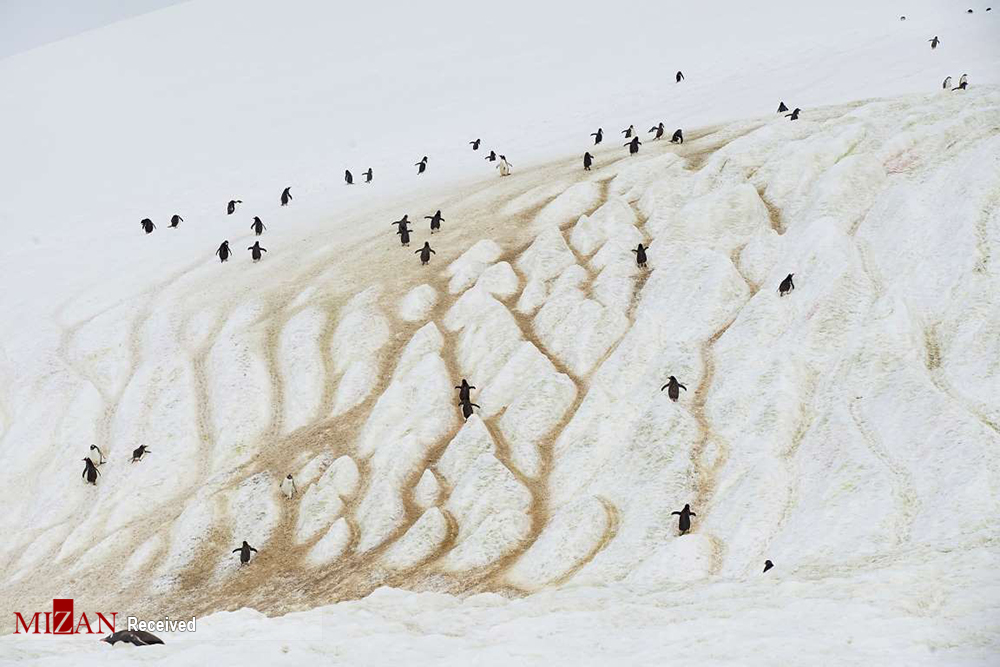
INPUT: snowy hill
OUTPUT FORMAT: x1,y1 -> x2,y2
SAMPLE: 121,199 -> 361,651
1,1 -> 999,664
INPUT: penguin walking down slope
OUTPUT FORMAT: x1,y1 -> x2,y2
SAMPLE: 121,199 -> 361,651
671,504 -> 696,535
248,241 -> 267,262
140,218 -> 155,234
671,128 -> 684,144
622,124 -> 635,138
281,187 -> 292,206
88,444 -> 106,466
676,70 -> 684,83
929,35 -> 940,49
102,630 -> 165,646
345,170 -> 354,185
777,101 -> 788,113
251,217 -> 266,236
660,376 -> 688,402
942,76 -> 952,89
82,458 -> 100,485
391,215 -> 411,232
131,445 -> 149,462
632,243 -> 649,268
459,398 -> 480,420
485,150 -> 498,162
497,155 -> 512,176
425,210 -> 445,232
216,240 -> 231,263
778,273 -> 795,296
591,128 -> 603,145
227,199 -> 242,215
584,152 -> 594,171
398,226 -> 411,247
786,108 -> 801,120
232,540 -> 258,565
470,139 -> 481,150
455,379 -> 476,402
415,156 -> 428,174
649,122 -> 665,140
625,136 -> 641,155
763,560 -> 774,573
953,73 -> 968,90
416,241 -> 436,264
280,474 -> 296,499
169,214 -> 183,228
364,168 -> 373,183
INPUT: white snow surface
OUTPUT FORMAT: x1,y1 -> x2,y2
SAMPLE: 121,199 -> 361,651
1,0 -> 1000,665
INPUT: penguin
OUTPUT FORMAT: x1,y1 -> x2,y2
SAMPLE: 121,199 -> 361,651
660,376 -> 688,402
102,630 -> 164,646
583,152 -> 594,171
621,124 -> 635,138
140,218 -> 155,234
470,139 -> 481,150
485,150 -> 498,162
391,215 -> 411,231
345,170 -> 354,185
763,560 -> 774,573
131,445 -> 149,462
415,156 -> 428,174
591,128 -> 603,145
250,216 -> 266,236
778,273 -> 795,296
398,226 -> 411,247
425,210 -> 444,233
625,136 -> 641,155
88,444 -> 106,466
169,214 -> 183,228
497,155 -> 512,176
248,241 -> 267,262
216,240 -> 231,263
363,168 -> 373,183
649,122 -> 665,140
777,101 -> 788,113
455,379 -> 476,402
227,199 -> 242,215
900,15 -> 906,20
281,186 -> 292,206
416,241 -> 436,265
232,540 -> 258,565
459,398 -> 480,420
631,243 -> 649,268
671,503 -> 696,535
786,108 -> 801,121
967,8 -> 973,12
280,474 -> 296,499
942,75 -> 952,89
82,458 -> 100,485
929,36 -> 940,49
676,70 -> 684,83
671,129 -> 684,144
953,74 -> 968,90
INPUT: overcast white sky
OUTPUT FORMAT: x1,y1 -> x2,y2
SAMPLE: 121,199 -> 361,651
0,0 -> 186,60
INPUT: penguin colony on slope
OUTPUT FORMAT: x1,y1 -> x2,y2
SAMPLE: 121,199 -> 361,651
100,18 -> 986,625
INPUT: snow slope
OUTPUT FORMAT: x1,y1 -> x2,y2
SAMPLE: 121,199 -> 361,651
1,1 -> 999,664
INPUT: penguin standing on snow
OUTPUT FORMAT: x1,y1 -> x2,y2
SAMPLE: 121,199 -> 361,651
458,398 -> 480,420
649,122 -> 665,140
584,152 -> 594,171
82,458 -> 100,485
777,101 -> 788,113
391,215 -> 411,232
232,540 -> 258,565
416,241 -> 436,264
621,124 -> 635,138
763,560 -> 774,573
88,444 -> 106,466
250,217 -> 266,236
671,128 -> 684,144
778,273 -> 795,296
397,226 -> 411,247
363,168 -> 373,183
281,187 -> 292,206
632,242 -> 649,268
785,108 -> 801,121
676,70 -> 685,83
248,241 -> 267,262
470,139 -> 481,150
140,218 -> 155,234
928,36 -> 940,49
942,76 -> 952,89
425,210 -> 445,233
415,156 -> 428,174
671,504 -> 696,535
131,445 -> 149,462
591,128 -> 603,145
102,630 -> 164,646
216,240 -> 231,263
660,376 -> 688,402
345,170 -> 354,185
625,136 -> 641,155
497,155 -> 512,176
953,73 -> 968,90
455,379 -> 476,402
227,199 -> 242,215
485,150 -> 498,162
280,474 -> 296,499
169,214 -> 183,228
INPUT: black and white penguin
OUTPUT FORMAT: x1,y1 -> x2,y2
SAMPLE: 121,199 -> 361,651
625,136 -> 641,155
250,217 -> 266,236
942,75 -> 953,89
216,240 -> 232,263
777,101 -> 788,113
929,35 -> 940,49
140,218 -> 155,234
227,199 -> 242,215
953,73 -> 968,90
671,503 -> 696,535
88,444 -> 106,466
281,186 -> 292,206
398,226 -> 411,247
82,458 -> 100,485
786,108 -> 801,121
425,210 -> 445,233
102,630 -> 164,646
248,241 -> 267,262
676,70 -> 685,83
763,560 -> 774,573
900,15 -> 906,20
470,139 -> 481,150
497,155 -> 512,176
131,445 -> 149,462
671,128 -> 684,144
415,156 -> 428,174
485,150 -> 498,162
280,474 -> 296,499
415,241 -> 436,264
345,170 -> 354,185
591,128 -> 603,145
631,242 -> 649,268
778,273 -> 795,296
169,214 -> 183,228
459,398 -> 480,420
621,124 -> 635,138
660,376 -> 688,402
232,540 -> 258,565
363,168 -> 373,183
455,379 -> 476,402
649,122 -> 665,140
584,152 -> 594,171
391,215 -> 411,231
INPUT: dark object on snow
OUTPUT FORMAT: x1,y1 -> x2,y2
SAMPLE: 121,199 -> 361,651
485,150 -> 498,162
942,76 -> 952,89
102,630 -> 164,646
660,376 -> 688,402
763,560 -> 774,573
250,216 -> 266,236
625,136 -> 641,155
227,199 -> 242,215
364,168 -> 373,183
470,139 -> 481,150
777,101 -> 788,113
649,122 -> 665,140
131,445 -> 150,462
169,214 -> 183,228
929,36 -> 940,49
216,240 -> 231,263
416,241 -> 436,265
953,74 -> 968,91
281,186 -> 292,206
425,210 -> 445,232
584,152 -> 594,171
676,70 -> 684,83
248,241 -> 266,262
345,170 -> 354,185
632,243 -> 649,268
82,458 -> 100,485
671,128 -> 684,144
415,156 -> 428,174
591,128 -> 603,145
778,273 -> 795,296
391,215 -> 411,232
786,108 -> 801,120
621,124 -> 635,138
140,218 -> 155,234
671,504 -> 696,535
900,15 -> 906,20
397,226 -> 411,246
232,540 -> 258,565
455,379 -> 476,402
459,398 -> 480,420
